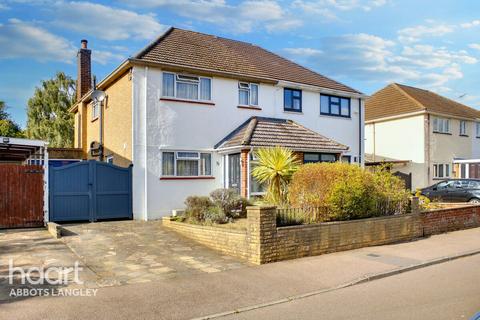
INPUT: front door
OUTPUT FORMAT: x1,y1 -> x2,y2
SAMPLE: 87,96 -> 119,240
228,153 -> 241,193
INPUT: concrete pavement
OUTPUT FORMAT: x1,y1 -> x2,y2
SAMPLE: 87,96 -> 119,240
224,254 -> 480,320
1,227 -> 480,319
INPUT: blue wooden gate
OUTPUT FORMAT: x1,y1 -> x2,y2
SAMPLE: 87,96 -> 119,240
49,160 -> 132,222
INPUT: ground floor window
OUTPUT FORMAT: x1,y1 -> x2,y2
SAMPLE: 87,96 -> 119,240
303,153 -> 337,164
161,151 -> 212,177
249,153 -> 266,195
433,163 -> 450,179
341,155 -> 351,163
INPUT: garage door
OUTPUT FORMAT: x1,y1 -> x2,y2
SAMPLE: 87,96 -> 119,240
49,160 -> 132,222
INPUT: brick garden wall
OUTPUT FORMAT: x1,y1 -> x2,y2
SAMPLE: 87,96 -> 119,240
163,205 -> 480,265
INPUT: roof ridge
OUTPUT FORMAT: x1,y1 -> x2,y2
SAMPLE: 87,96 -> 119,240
391,83 -> 426,111
242,117 -> 258,145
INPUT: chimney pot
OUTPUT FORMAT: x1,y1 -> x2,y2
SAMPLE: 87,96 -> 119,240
81,39 -> 88,49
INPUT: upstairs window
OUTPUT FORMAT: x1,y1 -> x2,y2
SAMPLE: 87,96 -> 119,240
460,120 -> 468,136
162,72 -> 211,101
238,82 -> 258,106
92,101 -> 100,120
477,122 -> 480,138
284,88 -> 302,112
432,117 -> 450,134
321,94 -> 350,117
161,151 -> 212,177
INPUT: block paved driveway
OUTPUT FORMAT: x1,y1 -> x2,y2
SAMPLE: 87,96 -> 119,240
0,221 -> 249,300
60,221 -> 249,286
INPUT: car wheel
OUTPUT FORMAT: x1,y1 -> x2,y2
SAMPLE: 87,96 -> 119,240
469,198 -> 480,204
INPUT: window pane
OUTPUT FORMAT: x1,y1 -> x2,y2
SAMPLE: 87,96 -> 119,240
250,162 -> 266,194
177,152 -> 199,159
331,97 -> 339,103
331,103 -> 340,115
250,84 -> 258,105
445,120 -> 449,133
320,154 -> 337,162
177,82 -> 198,100
162,152 -> 174,175
177,160 -> 198,176
284,89 -> 292,109
162,73 -> 175,97
438,164 -> 444,178
200,153 -> 211,176
304,153 -> 320,163
340,98 -> 349,116
445,164 -> 450,177
433,118 -> 438,132
293,90 -> 301,97
239,89 -> 249,105
320,95 -> 329,114
200,78 -> 211,100
293,98 -> 301,110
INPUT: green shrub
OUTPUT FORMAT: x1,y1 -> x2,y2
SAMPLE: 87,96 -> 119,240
184,196 -> 213,222
204,206 -> 228,224
210,188 -> 249,218
289,163 -> 410,221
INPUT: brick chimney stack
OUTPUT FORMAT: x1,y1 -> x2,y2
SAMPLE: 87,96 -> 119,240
76,39 -> 92,102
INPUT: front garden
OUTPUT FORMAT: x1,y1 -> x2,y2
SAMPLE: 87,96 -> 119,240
174,146 -> 412,227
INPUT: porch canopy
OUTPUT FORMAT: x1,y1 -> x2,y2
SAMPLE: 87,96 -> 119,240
214,116 -> 349,154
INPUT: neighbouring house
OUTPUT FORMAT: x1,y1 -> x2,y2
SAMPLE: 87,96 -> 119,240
365,83 -> 480,190
71,27 -> 366,220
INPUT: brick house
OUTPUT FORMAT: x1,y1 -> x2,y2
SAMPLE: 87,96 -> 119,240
71,27 -> 366,219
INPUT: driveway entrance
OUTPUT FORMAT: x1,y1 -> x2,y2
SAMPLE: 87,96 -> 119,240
61,221 -> 249,286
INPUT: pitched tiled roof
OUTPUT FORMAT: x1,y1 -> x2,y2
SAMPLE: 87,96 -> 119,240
215,117 -> 349,152
366,83 -> 480,121
135,27 -> 361,94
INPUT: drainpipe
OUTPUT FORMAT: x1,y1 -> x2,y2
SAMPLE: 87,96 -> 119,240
359,98 -> 363,166
373,122 -> 376,162
425,114 -> 431,185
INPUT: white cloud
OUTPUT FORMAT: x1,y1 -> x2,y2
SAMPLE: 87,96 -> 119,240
461,20 -> 480,28
398,23 -> 454,43
0,19 -> 75,63
121,0 -> 302,33
283,32 -> 477,89
52,1 -> 168,40
469,43 -> 480,51
292,0 -> 387,20
91,49 -> 125,65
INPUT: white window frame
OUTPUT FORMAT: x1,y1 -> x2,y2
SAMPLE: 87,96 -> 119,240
161,151 -> 212,177
433,163 -> 450,179
432,117 -> 450,134
162,72 -> 212,102
460,120 -> 468,136
92,101 -> 100,120
238,82 -> 259,106
106,155 -> 114,164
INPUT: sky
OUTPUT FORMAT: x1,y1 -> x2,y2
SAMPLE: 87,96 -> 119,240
1,0 -> 480,127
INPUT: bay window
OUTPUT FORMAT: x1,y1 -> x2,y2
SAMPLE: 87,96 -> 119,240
162,72 -> 212,101
161,151 -> 212,177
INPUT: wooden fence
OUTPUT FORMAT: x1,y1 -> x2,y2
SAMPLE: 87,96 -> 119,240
0,164 -> 44,228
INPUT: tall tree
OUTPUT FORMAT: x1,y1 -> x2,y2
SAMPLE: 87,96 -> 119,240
26,72 -> 76,147
0,101 -> 23,137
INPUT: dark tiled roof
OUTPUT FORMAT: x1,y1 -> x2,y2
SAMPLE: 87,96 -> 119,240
135,27 -> 361,94
366,83 -> 480,121
215,117 -> 349,152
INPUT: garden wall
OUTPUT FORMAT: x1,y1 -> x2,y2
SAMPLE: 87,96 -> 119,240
162,204 -> 480,265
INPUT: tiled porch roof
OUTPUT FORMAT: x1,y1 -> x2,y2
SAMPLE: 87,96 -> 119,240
215,117 -> 349,152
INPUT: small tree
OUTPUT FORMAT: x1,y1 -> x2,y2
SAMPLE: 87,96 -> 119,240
26,72 -> 75,147
251,147 -> 300,206
0,101 -> 23,137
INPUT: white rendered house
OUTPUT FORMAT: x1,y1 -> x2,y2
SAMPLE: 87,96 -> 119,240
72,28 -> 366,220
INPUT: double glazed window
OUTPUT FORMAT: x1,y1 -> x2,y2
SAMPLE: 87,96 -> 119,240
249,153 -> 266,195
432,117 -> 450,134
460,120 -> 468,136
476,122 -> 480,138
320,94 -> 350,117
162,73 -> 211,101
433,163 -> 450,178
92,101 -> 100,120
303,153 -> 337,163
238,82 -> 259,106
284,88 -> 302,112
162,151 -> 212,177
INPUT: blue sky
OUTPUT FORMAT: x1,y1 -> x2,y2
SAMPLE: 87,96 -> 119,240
1,0 -> 480,127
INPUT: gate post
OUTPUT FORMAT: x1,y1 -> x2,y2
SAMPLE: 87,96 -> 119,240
88,160 -> 97,222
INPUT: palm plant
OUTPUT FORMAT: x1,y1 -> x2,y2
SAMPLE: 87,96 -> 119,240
251,147 -> 301,205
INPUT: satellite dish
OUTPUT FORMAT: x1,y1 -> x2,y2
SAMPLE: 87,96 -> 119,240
91,90 -> 106,102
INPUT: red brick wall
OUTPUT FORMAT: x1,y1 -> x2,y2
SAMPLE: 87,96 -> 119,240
421,205 -> 480,236
77,47 -> 92,101
240,150 -> 249,198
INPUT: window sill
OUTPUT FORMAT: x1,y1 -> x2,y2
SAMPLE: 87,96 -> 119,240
433,131 -> 452,135
160,176 -> 215,180
320,113 -> 351,119
460,134 -> 469,137
91,117 -> 99,123
237,105 -> 262,110
283,110 -> 303,114
160,97 -> 215,106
